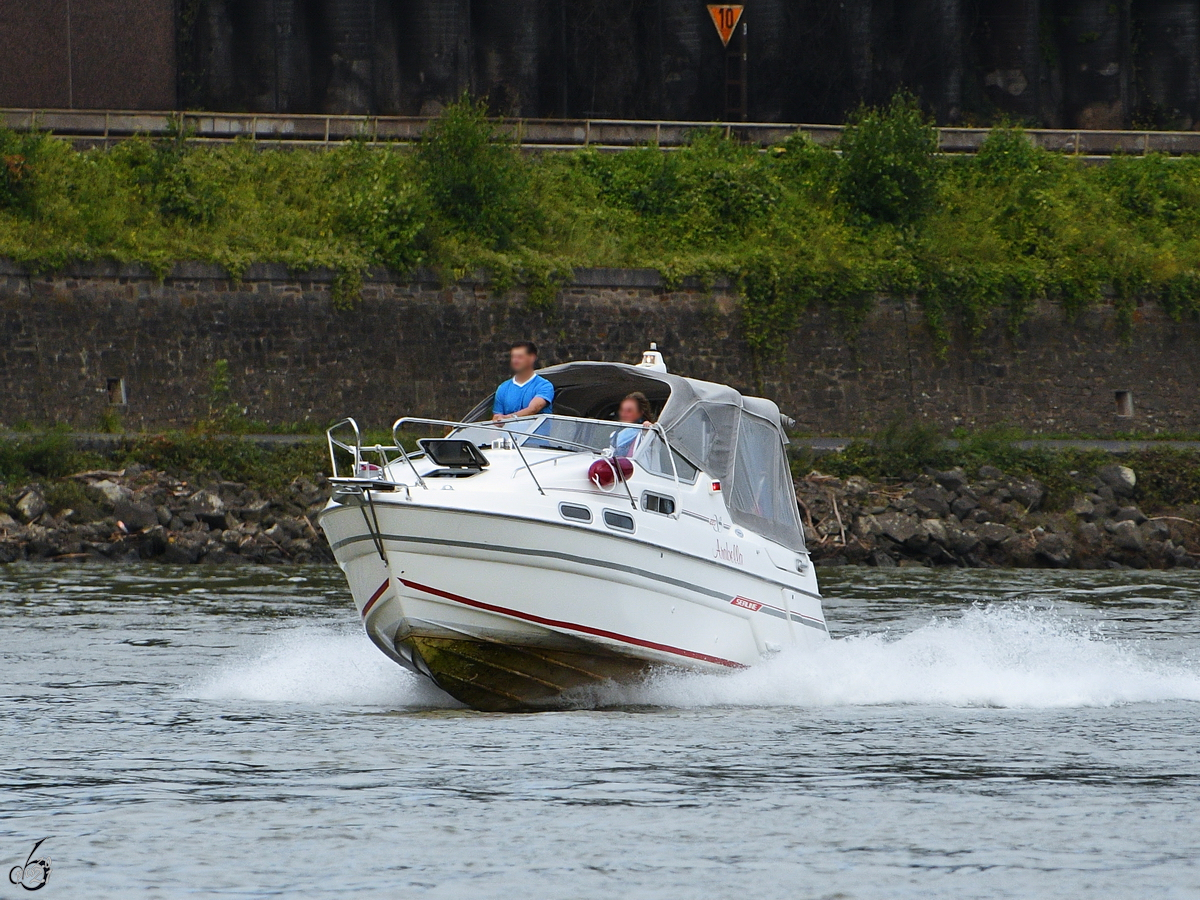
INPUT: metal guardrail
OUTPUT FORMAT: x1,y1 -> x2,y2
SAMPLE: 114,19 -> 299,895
0,108 -> 816,150
6,108 -> 1200,157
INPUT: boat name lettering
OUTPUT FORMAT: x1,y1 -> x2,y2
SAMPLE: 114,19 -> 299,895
714,541 -> 744,565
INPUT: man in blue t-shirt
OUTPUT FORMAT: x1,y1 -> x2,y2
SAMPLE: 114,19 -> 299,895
492,341 -> 555,422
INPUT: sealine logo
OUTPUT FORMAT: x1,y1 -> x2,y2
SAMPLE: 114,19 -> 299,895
9,839 -> 50,891
714,540 -> 744,565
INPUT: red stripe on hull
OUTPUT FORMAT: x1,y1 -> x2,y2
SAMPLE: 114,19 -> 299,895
398,577 -> 745,669
362,579 -> 389,618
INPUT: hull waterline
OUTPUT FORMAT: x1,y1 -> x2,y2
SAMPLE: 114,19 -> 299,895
321,497 -> 825,711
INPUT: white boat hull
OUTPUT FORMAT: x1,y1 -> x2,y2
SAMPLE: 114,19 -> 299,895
321,493 -> 827,710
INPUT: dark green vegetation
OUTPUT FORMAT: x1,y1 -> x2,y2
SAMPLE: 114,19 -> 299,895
0,429 -> 325,502
796,422 -> 1200,514
5,95 -> 1200,354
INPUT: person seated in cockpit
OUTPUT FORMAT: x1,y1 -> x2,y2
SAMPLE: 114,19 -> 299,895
612,392 -> 655,457
492,341 -> 555,423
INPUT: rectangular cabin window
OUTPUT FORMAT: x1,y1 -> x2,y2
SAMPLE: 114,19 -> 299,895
559,503 -> 592,523
603,510 -> 636,533
641,492 -> 676,516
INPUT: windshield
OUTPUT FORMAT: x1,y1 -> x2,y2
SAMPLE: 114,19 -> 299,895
521,417 -> 627,451
450,416 -> 626,452
448,416 -> 702,480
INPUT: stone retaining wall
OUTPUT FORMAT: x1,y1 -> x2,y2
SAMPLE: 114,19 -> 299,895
1,261 -> 1198,434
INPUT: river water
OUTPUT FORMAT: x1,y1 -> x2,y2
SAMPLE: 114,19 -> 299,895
2,564 -> 1199,899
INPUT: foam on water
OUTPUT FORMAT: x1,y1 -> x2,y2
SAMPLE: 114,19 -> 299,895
186,625 -> 459,708
186,605 -> 1200,711
603,603 -> 1200,709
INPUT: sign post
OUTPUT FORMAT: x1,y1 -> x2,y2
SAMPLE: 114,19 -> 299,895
706,5 -> 747,121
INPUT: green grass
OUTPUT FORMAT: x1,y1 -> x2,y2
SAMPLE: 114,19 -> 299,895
4,96 -> 1200,353
0,425 -> 420,498
0,430 -> 326,495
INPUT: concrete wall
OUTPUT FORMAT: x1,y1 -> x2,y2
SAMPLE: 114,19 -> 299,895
0,0 -> 175,110
6,1 -> 1200,128
168,0 -> 1200,128
1,261 -> 1198,435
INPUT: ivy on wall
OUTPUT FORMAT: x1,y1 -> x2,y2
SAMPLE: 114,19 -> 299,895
2,95 -> 1200,357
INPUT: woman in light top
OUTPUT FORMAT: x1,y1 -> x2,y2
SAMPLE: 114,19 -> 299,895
612,392 -> 655,457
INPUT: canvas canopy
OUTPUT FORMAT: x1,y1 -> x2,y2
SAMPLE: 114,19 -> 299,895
464,362 -> 806,552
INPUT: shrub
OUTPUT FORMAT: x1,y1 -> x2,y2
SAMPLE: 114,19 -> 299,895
581,143 -> 683,221
1131,448 -> 1200,507
0,427 -> 83,481
771,132 -> 840,200
329,142 -> 425,271
0,128 -> 47,213
197,359 -> 249,434
120,133 -> 224,225
874,418 -> 947,473
972,126 -> 1048,182
118,434 -> 326,492
416,96 -> 528,249
43,481 -> 108,520
579,129 -> 779,246
838,92 -> 940,226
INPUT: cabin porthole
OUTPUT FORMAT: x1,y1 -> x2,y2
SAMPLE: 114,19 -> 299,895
602,510 -> 636,533
559,503 -> 592,524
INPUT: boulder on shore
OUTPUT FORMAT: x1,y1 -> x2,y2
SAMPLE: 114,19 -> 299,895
796,466 -> 1198,572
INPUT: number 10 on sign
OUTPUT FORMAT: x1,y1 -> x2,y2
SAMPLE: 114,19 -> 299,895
707,5 -> 744,47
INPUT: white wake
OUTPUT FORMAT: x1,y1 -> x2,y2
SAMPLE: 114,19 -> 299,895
606,604 -> 1200,709
185,625 -> 459,708
185,605 -> 1200,711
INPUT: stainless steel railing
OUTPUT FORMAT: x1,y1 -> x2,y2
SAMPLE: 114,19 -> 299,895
326,418 -> 412,482
328,413 -> 685,516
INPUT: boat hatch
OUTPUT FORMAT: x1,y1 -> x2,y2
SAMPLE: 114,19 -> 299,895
418,439 -> 490,478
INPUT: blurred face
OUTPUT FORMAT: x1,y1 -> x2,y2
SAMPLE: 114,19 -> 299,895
618,398 -> 641,423
509,347 -> 535,376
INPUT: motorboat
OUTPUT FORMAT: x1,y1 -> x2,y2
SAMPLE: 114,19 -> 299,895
318,345 -> 828,711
